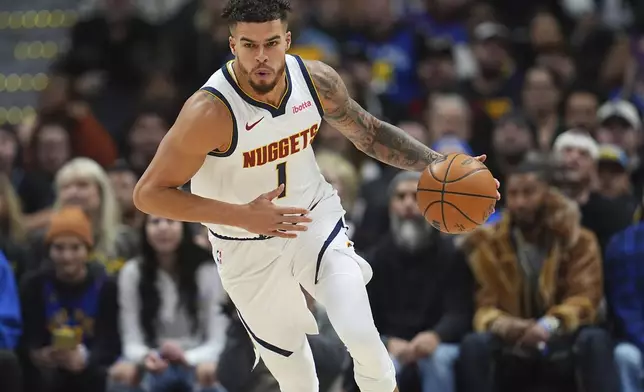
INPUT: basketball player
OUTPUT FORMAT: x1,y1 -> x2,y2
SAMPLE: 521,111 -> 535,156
134,1 -> 499,391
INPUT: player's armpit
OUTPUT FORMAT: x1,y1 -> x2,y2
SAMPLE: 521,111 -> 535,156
304,59 -> 443,171
133,92 -> 240,225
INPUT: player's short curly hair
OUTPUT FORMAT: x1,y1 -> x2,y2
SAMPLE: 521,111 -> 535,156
222,0 -> 291,25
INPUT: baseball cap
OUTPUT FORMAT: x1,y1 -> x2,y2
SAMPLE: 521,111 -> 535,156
420,37 -> 454,60
598,144 -> 629,169
597,100 -> 641,129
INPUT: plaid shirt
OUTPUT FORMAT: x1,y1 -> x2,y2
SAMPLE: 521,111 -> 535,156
604,222 -> 644,352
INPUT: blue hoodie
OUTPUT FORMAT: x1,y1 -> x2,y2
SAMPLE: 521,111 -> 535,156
0,251 -> 21,349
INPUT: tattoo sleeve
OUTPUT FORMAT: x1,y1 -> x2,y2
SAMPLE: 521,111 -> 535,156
306,60 -> 443,171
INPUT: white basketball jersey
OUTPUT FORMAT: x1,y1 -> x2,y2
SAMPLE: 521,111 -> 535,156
190,55 -> 337,239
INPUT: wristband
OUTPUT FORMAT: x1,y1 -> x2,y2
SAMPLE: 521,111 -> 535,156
537,316 -> 560,333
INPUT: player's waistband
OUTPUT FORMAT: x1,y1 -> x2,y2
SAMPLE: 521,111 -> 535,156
209,230 -> 273,241
208,198 -> 324,241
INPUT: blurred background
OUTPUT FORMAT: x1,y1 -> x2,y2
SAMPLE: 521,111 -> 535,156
2,0 -> 644,392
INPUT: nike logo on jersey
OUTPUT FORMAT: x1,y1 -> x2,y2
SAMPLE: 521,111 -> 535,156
245,117 -> 264,131
243,123 -> 319,168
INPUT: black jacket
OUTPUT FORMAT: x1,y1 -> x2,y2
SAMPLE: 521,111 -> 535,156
366,234 -> 474,343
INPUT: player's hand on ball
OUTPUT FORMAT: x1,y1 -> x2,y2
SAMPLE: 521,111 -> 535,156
474,154 -> 501,201
241,184 -> 312,238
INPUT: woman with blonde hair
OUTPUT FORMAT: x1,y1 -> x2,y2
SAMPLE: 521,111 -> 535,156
0,174 -> 31,278
32,158 -> 139,274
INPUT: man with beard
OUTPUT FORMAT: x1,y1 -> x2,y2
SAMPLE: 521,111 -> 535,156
458,160 -> 619,392
363,171 -> 474,392
552,130 -> 634,252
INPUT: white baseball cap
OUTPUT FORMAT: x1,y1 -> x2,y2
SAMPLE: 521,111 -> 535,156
597,100 -> 641,129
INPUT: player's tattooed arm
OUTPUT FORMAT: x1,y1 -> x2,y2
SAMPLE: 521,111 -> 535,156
306,60 -> 443,171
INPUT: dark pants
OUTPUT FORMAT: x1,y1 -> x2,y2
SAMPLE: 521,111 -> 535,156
0,350 -> 22,392
219,317 -> 346,392
457,327 -> 620,392
40,366 -> 107,392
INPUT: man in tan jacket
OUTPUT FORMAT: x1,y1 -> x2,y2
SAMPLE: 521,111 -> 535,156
457,160 -> 619,392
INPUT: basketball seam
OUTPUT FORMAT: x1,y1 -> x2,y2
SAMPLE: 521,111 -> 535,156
442,167 -> 489,183
417,188 -> 497,199
440,154 -> 460,233
441,200 -> 483,226
423,200 -> 440,218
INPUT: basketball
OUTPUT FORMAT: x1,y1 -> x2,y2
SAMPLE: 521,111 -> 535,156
417,153 -> 497,234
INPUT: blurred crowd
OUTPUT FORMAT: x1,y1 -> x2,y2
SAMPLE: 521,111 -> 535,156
2,0 -> 644,391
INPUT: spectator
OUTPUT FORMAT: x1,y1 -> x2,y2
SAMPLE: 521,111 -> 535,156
487,113 -> 536,205
552,130 -> 634,251
521,66 -> 564,151
605,221 -> 644,392
61,0 -> 160,137
20,207 -> 120,392
17,114 -> 77,231
0,174 -> 30,280
426,93 -> 472,143
366,171 -> 473,392
460,22 -> 522,121
107,160 -> 144,230
596,100 -> 641,162
458,160 -> 619,392
287,0 -> 341,66
343,0 -> 426,119
34,74 -> 119,169
108,215 -> 229,392
316,151 -> 360,238
30,158 -> 139,275
416,38 -> 460,96
412,0 -> 475,80
0,125 -> 50,218
0,124 -> 20,182
597,144 -> 637,204
564,87 -> 601,134
0,250 -> 22,392
124,105 -> 174,177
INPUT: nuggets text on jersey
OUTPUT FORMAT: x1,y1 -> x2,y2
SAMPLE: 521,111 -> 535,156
243,123 -> 319,168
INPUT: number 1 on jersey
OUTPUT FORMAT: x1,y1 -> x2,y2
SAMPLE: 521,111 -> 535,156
276,162 -> 287,198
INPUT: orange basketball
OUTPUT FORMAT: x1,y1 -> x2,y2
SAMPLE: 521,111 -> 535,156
417,153 -> 497,234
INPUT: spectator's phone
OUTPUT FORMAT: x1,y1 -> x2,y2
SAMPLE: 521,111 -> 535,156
52,327 -> 77,350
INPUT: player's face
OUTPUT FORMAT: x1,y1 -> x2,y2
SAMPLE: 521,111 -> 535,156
506,173 -> 547,227
230,20 -> 291,95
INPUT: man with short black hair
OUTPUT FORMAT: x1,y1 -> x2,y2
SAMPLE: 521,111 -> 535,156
458,160 -> 618,392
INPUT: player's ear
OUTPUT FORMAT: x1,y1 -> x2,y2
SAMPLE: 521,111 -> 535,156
229,36 -> 236,56
285,31 -> 291,51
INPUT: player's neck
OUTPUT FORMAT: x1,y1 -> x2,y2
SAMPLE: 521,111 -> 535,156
232,61 -> 287,108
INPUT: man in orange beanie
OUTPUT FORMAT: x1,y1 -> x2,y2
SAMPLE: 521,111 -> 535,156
20,207 -> 120,392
